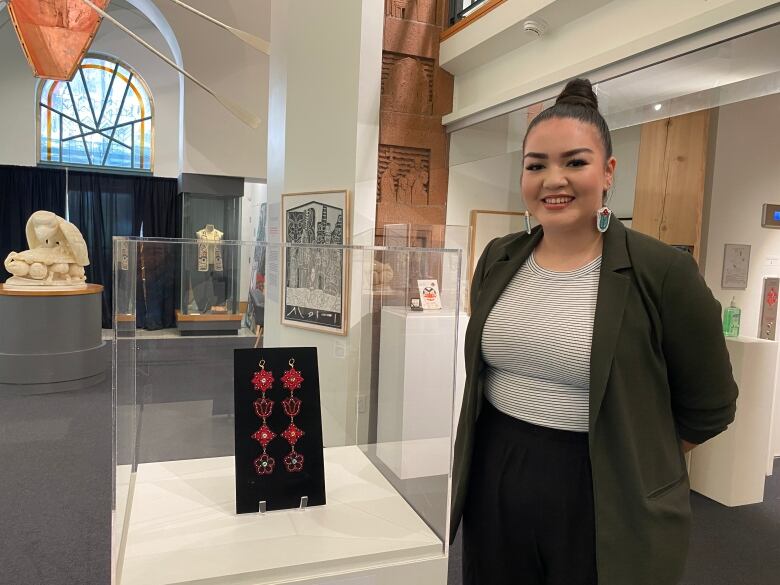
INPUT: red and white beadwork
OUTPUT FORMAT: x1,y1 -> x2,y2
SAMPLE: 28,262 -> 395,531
284,451 -> 304,473
282,396 -> 301,417
251,359 -> 275,475
282,358 -> 305,472
281,361 -> 304,391
252,366 -> 274,392
251,424 -> 276,447
254,453 -> 275,475
254,397 -> 274,418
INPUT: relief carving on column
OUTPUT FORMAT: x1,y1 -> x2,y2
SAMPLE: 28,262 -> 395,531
382,53 -> 434,115
377,145 -> 431,206
385,0 -> 438,25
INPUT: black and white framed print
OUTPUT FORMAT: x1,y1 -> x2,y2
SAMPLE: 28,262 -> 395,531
281,190 -> 351,335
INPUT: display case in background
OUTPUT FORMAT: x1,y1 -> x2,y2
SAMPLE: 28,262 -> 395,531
376,225 -> 470,478
177,174 -> 243,335
113,238 -> 462,585
380,223 -> 470,313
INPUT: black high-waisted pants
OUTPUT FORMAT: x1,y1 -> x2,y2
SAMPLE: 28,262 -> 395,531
462,401 -> 598,585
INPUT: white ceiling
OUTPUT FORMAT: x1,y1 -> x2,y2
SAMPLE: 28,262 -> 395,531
596,24 -> 780,118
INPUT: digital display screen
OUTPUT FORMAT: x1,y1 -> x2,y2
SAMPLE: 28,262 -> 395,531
773,211 -> 780,221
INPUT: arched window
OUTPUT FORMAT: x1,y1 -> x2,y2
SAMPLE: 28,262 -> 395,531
38,55 -> 154,172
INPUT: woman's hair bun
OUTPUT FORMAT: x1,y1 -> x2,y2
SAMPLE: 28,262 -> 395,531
555,78 -> 598,110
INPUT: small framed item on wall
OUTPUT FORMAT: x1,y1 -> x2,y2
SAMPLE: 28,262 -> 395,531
722,243 -> 751,290
281,190 -> 351,336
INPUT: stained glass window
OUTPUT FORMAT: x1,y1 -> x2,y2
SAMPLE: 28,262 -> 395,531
38,55 -> 153,172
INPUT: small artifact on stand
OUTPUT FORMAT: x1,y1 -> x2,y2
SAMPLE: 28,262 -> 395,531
3,211 -> 89,291
410,297 -> 423,311
372,260 -> 394,287
192,224 -> 224,313
417,279 -> 442,310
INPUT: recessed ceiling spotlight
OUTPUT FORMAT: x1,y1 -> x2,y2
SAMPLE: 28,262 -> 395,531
654,104 -> 663,111
523,20 -> 548,37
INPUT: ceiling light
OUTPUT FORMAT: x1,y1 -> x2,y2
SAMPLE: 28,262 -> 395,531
653,104 -> 663,111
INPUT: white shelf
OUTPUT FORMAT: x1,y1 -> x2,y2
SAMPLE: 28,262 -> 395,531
119,446 -> 443,585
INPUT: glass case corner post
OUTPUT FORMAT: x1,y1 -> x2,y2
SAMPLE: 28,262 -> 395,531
112,237 -> 138,584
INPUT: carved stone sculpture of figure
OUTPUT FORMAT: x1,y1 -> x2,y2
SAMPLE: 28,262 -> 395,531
379,160 -> 399,203
411,159 -> 429,205
397,174 -> 412,204
373,260 -> 395,286
3,210 -> 89,289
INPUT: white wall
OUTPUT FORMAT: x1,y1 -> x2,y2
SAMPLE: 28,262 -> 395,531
0,0 -> 269,180
609,124 -> 641,220
155,0 -> 269,179
0,10 -> 44,167
447,115 -> 524,227
239,179 -> 267,302
702,92 -> 780,459
264,0 -> 384,447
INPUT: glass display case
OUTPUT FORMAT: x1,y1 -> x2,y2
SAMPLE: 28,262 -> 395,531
178,192 -> 242,335
113,238 -> 463,585
381,223 -> 470,312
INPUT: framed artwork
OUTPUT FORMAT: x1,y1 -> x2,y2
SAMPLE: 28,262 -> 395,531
722,243 -> 751,290
281,190 -> 351,336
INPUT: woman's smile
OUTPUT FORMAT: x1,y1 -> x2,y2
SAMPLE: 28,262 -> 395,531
541,195 -> 575,210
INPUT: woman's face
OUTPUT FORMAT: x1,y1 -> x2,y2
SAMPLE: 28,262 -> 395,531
521,117 -> 616,233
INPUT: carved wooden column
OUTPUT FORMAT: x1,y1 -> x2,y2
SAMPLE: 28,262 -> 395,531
376,0 -> 454,238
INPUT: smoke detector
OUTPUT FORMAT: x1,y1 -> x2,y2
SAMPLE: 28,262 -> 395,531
523,20 -> 548,37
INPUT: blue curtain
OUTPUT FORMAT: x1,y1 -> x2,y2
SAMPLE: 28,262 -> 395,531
68,171 -> 179,329
0,165 -> 67,280
132,176 -> 179,330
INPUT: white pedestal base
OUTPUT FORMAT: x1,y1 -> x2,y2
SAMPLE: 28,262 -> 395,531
689,336 -> 778,506
118,446 -> 445,585
376,307 -> 468,479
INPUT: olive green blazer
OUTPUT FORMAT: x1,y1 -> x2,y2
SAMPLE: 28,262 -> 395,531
451,220 -> 738,585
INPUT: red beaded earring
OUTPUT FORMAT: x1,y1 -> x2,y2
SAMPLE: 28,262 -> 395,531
251,360 -> 276,475
281,358 -> 305,472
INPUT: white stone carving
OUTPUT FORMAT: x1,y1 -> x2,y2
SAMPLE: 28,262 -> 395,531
3,211 -> 89,290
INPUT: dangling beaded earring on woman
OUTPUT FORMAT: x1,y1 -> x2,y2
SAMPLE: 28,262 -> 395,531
524,210 -> 532,235
596,206 -> 612,233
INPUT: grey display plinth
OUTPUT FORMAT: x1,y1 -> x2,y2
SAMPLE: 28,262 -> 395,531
0,284 -> 106,385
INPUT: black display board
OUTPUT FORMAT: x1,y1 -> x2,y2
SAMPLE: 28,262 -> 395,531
233,347 -> 326,513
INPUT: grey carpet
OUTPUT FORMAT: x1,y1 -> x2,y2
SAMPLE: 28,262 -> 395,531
0,349 -> 112,585
447,459 -> 780,584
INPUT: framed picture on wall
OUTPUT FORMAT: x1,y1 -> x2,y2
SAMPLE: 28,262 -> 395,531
722,243 -> 751,290
281,190 -> 351,336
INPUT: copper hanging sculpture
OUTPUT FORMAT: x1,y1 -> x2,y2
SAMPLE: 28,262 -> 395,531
7,0 -> 109,80
2,0 -> 270,127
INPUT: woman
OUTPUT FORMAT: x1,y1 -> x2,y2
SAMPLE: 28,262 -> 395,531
450,79 -> 738,585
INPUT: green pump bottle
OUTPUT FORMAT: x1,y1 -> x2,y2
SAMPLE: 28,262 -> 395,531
722,297 -> 741,338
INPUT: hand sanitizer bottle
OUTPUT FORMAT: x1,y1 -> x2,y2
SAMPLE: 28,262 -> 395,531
722,297 -> 741,338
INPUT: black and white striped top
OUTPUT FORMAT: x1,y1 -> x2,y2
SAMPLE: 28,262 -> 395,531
482,252 -> 602,433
